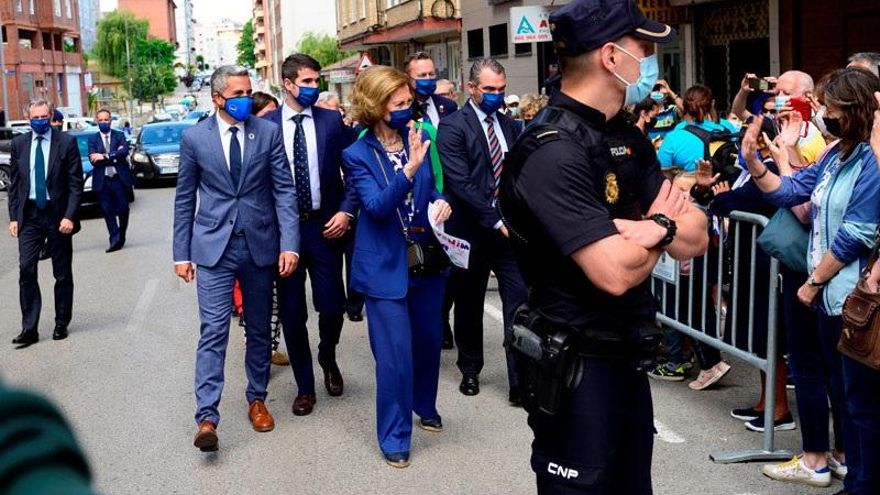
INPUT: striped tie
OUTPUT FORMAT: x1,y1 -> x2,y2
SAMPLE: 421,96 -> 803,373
485,115 -> 503,196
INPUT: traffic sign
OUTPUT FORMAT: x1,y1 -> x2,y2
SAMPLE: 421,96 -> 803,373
355,52 -> 373,74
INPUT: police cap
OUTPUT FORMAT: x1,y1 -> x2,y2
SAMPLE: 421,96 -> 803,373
550,0 -> 677,57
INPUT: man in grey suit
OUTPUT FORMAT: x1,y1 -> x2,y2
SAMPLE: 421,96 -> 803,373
173,65 -> 300,452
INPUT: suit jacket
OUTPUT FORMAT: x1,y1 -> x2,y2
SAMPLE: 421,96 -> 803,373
172,115 -> 299,268
342,129 -> 443,300
431,95 -> 459,120
7,130 -> 83,228
87,129 -> 133,190
263,105 -> 358,219
436,100 -> 518,242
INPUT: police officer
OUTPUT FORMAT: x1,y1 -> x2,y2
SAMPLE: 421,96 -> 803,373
499,1 -> 709,493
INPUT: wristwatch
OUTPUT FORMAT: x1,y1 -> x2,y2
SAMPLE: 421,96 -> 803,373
806,274 -> 826,288
649,214 -> 677,248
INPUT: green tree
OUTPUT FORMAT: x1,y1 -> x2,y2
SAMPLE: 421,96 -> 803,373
94,11 -> 149,79
195,54 -> 206,71
237,20 -> 256,67
135,37 -> 176,66
295,32 -> 355,69
132,62 -> 178,108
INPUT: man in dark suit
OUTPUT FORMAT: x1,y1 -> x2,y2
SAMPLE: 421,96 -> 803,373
7,99 -> 83,347
263,53 -> 356,416
437,58 -> 528,402
405,51 -> 458,127
88,109 -> 133,252
173,65 -> 299,452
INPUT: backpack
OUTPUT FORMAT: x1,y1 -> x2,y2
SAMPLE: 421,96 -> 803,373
682,125 -> 742,184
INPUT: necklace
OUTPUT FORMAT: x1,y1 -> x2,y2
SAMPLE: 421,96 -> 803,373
378,134 -> 403,151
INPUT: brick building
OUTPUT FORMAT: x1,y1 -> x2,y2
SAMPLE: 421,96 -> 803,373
118,0 -> 177,45
1,0 -> 87,119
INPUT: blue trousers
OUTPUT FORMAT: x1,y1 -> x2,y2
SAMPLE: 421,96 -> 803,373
97,177 -> 129,246
842,355 -> 880,495
194,235 -> 274,425
364,273 -> 445,454
276,218 -> 346,395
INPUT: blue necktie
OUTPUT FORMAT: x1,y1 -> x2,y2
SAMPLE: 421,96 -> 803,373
228,126 -> 241,189
292,114 -> 312,213
34,136 -> 47,209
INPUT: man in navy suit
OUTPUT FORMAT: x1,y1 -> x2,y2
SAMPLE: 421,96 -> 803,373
437,58 -> 528,402
263,53 -> 356,416
404,51 -> 458,127
7,99 -> 83,347
173,65 -> 299,452
88,109 -> 133,252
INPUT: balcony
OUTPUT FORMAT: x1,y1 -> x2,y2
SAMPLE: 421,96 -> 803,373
254,8 -> 264,20
255,41 -> 266,53
341,0 -> 461,49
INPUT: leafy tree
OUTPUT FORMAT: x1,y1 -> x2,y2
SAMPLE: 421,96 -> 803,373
237,20 -> 256,67
195,54 -> 206,71
94,11 -> 149,79
295,32 -> 355,69
132,62 -> 178,108
135,37 -> 176,66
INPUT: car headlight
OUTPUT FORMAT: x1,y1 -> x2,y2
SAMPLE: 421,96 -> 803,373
134,152 -> 149,163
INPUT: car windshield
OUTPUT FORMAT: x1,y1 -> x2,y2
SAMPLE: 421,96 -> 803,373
141,125 -> 184,145
75,133 -> 94,157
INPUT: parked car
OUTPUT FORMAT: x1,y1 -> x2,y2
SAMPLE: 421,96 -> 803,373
0,151 -> 10,191
183,109 -> 210,122
130,121 -> 193,185
0,127 -> 27,191
69,129 -> 135,209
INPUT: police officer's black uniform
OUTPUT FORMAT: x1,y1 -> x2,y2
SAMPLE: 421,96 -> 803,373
498,1 -> 679,493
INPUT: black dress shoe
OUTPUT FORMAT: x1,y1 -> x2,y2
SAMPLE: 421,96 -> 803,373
347,312 -> 363,322
459,373 -> 480,396
12,331 -> 38,347
508,387 -> 522,407
383,451 -> 411,468
105,242 -> 122,253
323,365 -> 344,396
53,325 -> 68,341
418,416 -> 443,432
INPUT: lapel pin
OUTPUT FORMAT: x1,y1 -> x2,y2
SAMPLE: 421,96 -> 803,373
248,132 -> 255,140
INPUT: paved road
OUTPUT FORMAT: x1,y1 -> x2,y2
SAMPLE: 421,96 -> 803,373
0,186 -> 841,495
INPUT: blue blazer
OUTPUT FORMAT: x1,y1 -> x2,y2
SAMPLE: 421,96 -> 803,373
172,115 -> 299,268
436,100 -> 518,241
262,105 -> 358,217
342,128 -> 443,300
431,95 -> 458,120
87,129 -> 132,190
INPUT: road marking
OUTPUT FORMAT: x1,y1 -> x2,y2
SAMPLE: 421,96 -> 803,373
654,420 -> 686,444
484,302 -> 504,322
125,278 -> 159,333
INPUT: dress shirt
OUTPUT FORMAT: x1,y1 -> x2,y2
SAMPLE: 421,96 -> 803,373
469,100 -> 507,229
421,97 -> 441,127
100,131 -> 117,177
216,113 -> 245,170
29,129 -> 52,201
281,103 -> 321,210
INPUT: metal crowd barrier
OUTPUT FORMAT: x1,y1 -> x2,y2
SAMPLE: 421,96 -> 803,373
650,210 -> 793,463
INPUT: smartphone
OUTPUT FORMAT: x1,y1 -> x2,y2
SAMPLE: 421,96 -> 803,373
748,77 -> 776,91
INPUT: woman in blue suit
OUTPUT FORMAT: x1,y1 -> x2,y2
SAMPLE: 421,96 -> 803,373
342,65 -> 452,468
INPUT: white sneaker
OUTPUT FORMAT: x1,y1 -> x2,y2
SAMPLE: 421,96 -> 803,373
827,454 -> 847,480
688,361 -> 731,391
761,456 -> 831,488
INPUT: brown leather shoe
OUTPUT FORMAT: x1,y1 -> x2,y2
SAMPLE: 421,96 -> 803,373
193,421 -> 218,452
323,365 -> 344,397
248,400 -> 275,432
292,394 -> 316,416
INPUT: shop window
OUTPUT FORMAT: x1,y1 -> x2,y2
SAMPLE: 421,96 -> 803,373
467,29 -> 484,59
515,42 -> 532,56
489,23 -> 508,57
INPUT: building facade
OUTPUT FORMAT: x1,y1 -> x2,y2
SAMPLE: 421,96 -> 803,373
174,0 -> 194,68
336,0 -> 462,87
253,0 -> 273,87
118,0 -> 177,45
214,19 -> 242,68
1,0 -> 87,118
77,0 -> 98,52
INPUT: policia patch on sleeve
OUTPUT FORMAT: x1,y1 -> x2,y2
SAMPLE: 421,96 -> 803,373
604,172 -> 619,205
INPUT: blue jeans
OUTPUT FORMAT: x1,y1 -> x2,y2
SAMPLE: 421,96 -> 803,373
842,355 -> 880,495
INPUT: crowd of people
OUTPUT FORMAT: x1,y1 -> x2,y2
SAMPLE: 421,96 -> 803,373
6,0 -> 880,492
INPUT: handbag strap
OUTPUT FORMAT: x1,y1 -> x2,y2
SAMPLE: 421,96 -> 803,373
371,147 -> 411,242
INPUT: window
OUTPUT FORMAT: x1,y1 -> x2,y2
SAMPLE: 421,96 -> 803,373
16,0 -> 22,13
488,23 -> 508,57
42,32 -> 52,50
53,0 -> 61,17
57,73 -> 64,101
515,42 -> 532,56
65,0 -> 72,18
361,0 -> 367,19
29,0 -> 34,15
350,0 -> 356,23
18,29 -> 36,49
467,28 -> 483,59
388,0 -> 402,7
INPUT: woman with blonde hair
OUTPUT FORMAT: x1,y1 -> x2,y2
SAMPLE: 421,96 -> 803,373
342,65 -> 452,468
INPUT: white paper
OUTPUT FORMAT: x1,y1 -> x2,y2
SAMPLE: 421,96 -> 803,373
428,201 -> 471,269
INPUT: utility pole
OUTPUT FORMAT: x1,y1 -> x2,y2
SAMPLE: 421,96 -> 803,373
0,27 -> 10,123
125,15 -> 134,123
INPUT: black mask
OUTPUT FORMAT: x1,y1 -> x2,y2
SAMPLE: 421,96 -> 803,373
822,117 -> 841,138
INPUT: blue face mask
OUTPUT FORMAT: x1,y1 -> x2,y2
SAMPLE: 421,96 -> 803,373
478,92 -> 505,115
98,122 -> 111,134
295,85 -> 320,108
386,108 -> 413,130
222,95 -> 253,122
414,78 -> 437,98
30,118 -> 50,135
611,44 -> 659,106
